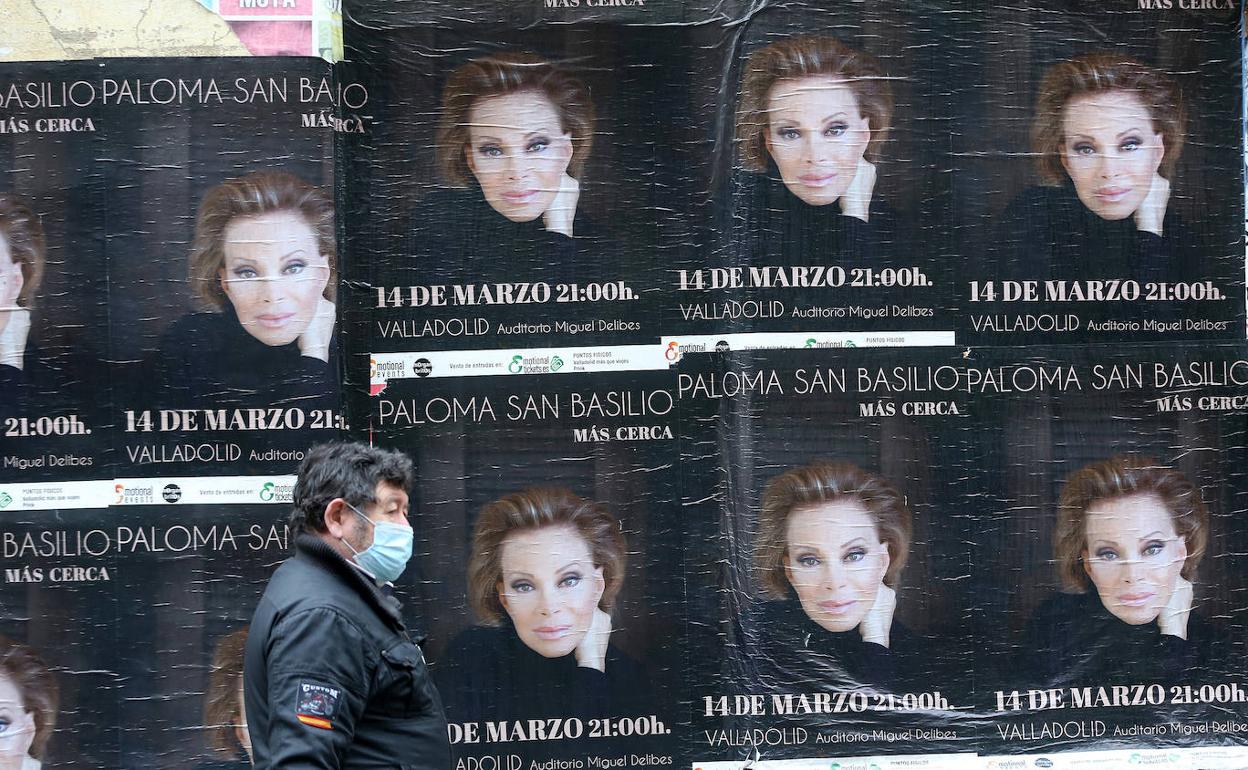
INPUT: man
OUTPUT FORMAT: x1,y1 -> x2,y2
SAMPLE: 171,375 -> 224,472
244,442 -> 449,768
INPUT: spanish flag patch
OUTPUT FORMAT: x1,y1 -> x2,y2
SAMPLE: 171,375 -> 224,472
297,714 -> 333,730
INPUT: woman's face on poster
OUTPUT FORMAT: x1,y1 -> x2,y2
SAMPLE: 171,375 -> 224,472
764,75 -> 871,207
217,210 -> 330,347
465,90 -> 574,224
0,672 -> 36,770
1083,492 -> 1186,626
784,499 -> 889,634
1060,90 -> 1164,222
498,524 -> 605,659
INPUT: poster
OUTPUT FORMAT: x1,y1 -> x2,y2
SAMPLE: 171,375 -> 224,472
971,343 -> 1248,765
354,368 -> 684,768
678,348 -> 975,766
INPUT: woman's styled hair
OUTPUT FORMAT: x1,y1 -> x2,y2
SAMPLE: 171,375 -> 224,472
435,52 -> 596,187
1032,52 -> 1186,184
187,171 -> 336,310
203,626 -> 248,756
1055,456 -> 1208,593
736,35 -> 894,172
755,461 -> 912,597
0,193 -> 46,308
467,487 -> 626,624
0,636 -> 58,760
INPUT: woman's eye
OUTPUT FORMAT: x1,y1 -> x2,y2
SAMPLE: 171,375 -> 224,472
510,581 -> 534,593
1095,549 -> 1118,561
776,127 -> 800,141
1072,143 -> 1096,156
843,548 -> 867,564
232,267 -> 258,280
1120,138 -> 1141,152
526,140 -> 549,153
796,555 -> 820,568
1143,541 -> 1165,557
558,573 -> 582,588
282,261 -> 307,276
0,717 -> 10,734
825,122 -> 848,137
478,144 -> 503,158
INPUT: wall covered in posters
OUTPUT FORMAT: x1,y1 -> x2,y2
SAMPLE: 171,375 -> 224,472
1,0 -> 1247,769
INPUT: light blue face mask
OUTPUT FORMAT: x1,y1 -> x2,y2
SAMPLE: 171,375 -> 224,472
342,503 -> 413,584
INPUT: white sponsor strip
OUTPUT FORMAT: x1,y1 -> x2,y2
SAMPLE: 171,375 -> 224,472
111,475 -> 297,506
0,480 -> 115,511
1184,745 -> 1248,769
369,344 -> 667,386
661,331 -> 956,361
692,753 -> 977,770
979,747 -> 1202,769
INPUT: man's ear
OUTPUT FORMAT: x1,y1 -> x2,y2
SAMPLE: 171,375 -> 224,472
323,498 -> 351,540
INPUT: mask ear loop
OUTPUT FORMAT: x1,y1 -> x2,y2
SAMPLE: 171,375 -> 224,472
340,502 -> 373,557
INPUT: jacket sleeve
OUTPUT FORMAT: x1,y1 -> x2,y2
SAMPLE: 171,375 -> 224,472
260,606 -> 373,768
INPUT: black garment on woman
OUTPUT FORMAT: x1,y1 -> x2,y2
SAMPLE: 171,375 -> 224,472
144,308 -> 339,412
746,599 -> 921,695
737,171 -> 904,268
1019,591 -> 1228,690
992,184 -> 1203,286
435,623 -> 652,724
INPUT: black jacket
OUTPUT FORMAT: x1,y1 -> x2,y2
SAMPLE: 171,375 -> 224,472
1020,591 -> 1229,690
144,309 -> 339,412
991,183 -> 1204,285
244,534 -> 449,769
435,623 -> 652,724
746,599 -> 922,694
736,171 -> 904,268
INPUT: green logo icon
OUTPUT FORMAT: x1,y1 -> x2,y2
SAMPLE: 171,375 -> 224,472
845,339 -> 857,348
508,355 -> 524,374
805,338 -> 817,348
260,482 -> 275,502
0,492 -> 11,509
550,355 -> 564,372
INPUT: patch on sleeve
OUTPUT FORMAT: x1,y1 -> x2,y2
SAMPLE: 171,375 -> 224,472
295,681 -> 341,730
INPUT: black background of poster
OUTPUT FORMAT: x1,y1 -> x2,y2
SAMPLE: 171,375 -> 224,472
968,344 -> 1248,755
680,348 -> 975,763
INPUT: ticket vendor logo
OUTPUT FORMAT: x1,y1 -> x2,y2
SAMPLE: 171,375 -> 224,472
413,358 -> 432,378
0,491 -> 10,509
1033,760 -> 1053,768
114,483 -> 125,504
805,337 -> 817,348
508,355 -> 525,373
715,340 -> 730,353
664,341 -> 680,361
260,482 -> 276,501
162,484 -> 182,503
550,355 -> 564,372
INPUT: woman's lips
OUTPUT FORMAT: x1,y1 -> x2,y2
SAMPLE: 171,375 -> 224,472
502,189 -> 539,204
817,599 -> 857,615
1118,591 -> 1156,607
1095,186 -> 1131,203
255,313 -> 295,328
533,625 -> 572,639
799,173 -> 838,188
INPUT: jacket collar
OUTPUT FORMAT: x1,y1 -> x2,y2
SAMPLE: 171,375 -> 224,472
294,532 -> 405,629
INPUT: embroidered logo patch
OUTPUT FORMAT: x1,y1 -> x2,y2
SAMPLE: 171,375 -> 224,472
296,681 -> 341,730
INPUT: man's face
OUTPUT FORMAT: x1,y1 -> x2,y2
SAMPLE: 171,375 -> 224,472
334,482 -> 410,556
